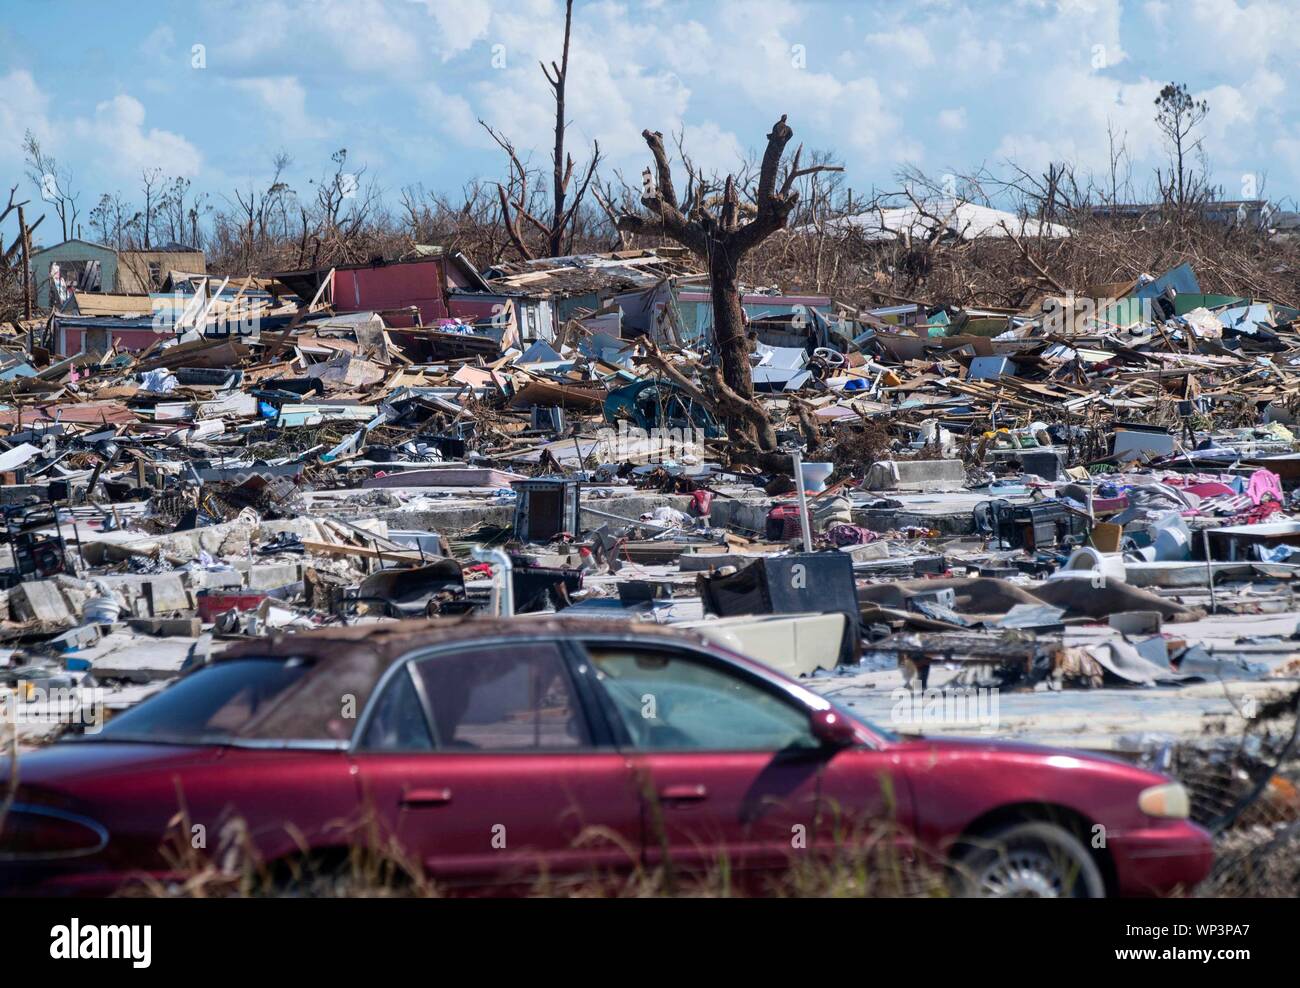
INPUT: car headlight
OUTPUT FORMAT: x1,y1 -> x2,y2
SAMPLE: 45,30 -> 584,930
1138,782 -> 1190,819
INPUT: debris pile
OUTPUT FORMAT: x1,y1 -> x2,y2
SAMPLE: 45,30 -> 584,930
2,247 -> 1299,799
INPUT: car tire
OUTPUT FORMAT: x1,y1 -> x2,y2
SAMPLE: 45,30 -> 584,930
952,821 -> 1106,898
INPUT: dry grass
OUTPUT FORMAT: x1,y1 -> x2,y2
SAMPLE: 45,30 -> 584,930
127,819 -> 953,900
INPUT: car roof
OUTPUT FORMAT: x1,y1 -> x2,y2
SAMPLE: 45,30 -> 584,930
219,614 -> 712,666
215,616 -> 720,741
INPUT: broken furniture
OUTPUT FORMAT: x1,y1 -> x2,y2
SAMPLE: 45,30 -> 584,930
512,478 -> 581,542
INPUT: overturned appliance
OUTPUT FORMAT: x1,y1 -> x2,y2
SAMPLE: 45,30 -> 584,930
975,498 -> 1090,550
352,558 -> 468,618
697,552 -> 860,665
511,561 -> 585,612
679,612 -> 849,679
1,499 -> 73,588
512,478 -> 581,542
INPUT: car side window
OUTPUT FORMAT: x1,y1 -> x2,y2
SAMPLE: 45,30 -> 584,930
360,667 -> 434,752
585,646 -> 818,752
411,642 -> 590,751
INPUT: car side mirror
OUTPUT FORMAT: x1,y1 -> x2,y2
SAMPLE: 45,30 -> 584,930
810,708 -> 856,748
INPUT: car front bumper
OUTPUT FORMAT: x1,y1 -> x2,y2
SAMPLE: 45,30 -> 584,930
1107,820 -> 1215,896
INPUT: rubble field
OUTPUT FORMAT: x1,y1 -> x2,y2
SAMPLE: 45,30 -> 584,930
4,248 -> 1300,894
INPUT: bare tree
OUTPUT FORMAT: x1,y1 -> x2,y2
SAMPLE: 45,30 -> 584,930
157,176 -> 198,245
230,152 -> 293,271
139,168 -> 162,248
617,115 -> 841,444
23,131 -> 79,241
88,192 -> 138,250
1104,120 -> 1132,208
89,193 -> 114,247
540,0 -> 600,256
0,183 -> 44,320
481,0 -> 601,259
311,148 -> 381,261
1154,82 -> 1210,206
400,180 -> 508,260
188,189 -> 211,249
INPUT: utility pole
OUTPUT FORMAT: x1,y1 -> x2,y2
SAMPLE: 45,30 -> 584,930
18,204 -> 31,320
789,444 -> 814,554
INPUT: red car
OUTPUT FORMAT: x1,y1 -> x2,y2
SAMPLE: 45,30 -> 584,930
0,617 -> 1212,897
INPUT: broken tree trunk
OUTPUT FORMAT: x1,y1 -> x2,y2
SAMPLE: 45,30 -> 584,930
708,247 -> 752,399
617,115 -> 842,449
637,338 -> 789,471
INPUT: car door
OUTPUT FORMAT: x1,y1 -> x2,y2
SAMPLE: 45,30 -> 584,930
576,638 -> 836,885
805,741 -> 916,878
350,638 -> 642,890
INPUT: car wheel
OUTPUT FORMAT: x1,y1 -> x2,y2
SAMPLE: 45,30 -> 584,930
953,821 -> 1105,898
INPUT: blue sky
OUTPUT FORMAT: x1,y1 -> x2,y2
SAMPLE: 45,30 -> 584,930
2,0 -> 1298,242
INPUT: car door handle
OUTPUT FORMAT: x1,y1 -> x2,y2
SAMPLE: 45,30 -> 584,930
659,783 -> 708,802
401,787 -> 453,807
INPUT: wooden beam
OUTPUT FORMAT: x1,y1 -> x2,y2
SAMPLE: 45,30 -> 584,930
300,540 -> 424,564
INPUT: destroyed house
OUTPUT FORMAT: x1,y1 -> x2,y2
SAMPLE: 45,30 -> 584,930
482,249 -> 836,349
29,239 -> 205,310
818,197 -> 1071,242
1090,199 -> 1274,229
449,291 -> 557,343
28,239 -> 115,310
116,244 -> 206,294
672,289 -> 833,347
485,248 -> 700,324
274,250 -> 491,328
54,314 -> 160,356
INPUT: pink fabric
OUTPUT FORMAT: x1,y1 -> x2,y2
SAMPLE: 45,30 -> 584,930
1090,495 -> 1129,513
1247,469 -> 1283,506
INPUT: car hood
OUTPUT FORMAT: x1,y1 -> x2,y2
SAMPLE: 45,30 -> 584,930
887,733 -> 1158,776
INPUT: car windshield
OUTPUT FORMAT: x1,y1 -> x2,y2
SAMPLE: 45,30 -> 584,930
80,658 -> 315,744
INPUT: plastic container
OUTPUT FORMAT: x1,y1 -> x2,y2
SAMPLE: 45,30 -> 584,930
800,462 -> 834,493
82,595 -> 121,625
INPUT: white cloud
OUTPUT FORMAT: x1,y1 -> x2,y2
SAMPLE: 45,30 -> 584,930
138,24 -> 177,62
719,0 -> 803,35
0,71 -> 200,186
10,0 -> 1300,219
678,121 -> 747,176
411,0 -> 493,61
0,69 -> 51,152
216,0 -> 425,77
70,95 -> 202,180
230,76 -> 330,140
1184,0 -> 1296,64
313,0 -> 425,73
1144,0 -> 1170,31
468,0 -> 707,170
865,26 -> 934,66
1273,136 -> 1300,185
953,34 -> 1004,73
937,108 -> 967,132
